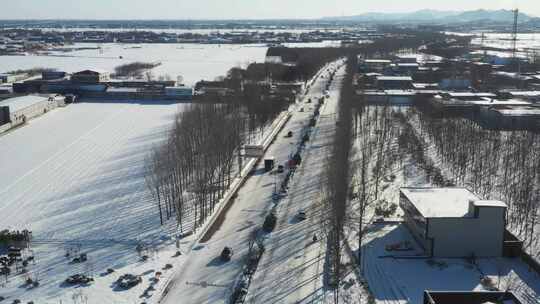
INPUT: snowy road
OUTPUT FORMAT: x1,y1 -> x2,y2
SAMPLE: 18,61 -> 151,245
245,62 -> 346,304
159,60 -> 345,304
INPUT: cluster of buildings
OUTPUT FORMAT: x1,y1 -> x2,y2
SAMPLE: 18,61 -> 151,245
0,28 -> 381,48
356,52 -> 540,131
0,68 -> 193,133
0,68 -> 193,101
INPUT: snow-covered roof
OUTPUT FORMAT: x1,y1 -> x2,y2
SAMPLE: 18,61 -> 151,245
364,59 -> 392,64
400,187 -> 480,218
507,91 -> 540,97
0,95 -> 50,113
474,200 -> 507,208
445,92 -> 496,98
469,98 -> 531,106
376,76 -> 413,81
492,106 -> 540,116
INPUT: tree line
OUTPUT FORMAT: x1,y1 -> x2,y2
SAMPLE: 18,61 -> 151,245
413,110 -> 540,255
145,103 -> 249,234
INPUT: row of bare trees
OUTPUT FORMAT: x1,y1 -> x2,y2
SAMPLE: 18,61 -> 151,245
145,103 -> 248,234
318,57 -> 355,303
351,104 -> 404,273
413,110 -> 540,255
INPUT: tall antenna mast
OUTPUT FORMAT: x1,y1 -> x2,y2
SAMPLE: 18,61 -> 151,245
512,8 -> 519,60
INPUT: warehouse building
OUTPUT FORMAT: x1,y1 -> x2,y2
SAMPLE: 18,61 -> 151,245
400,187 -> 507,258
0,95 -> 61,127
71,69 -> 110,83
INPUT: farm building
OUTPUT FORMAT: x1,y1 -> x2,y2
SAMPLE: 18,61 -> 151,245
479,105 -> 540,130
361,89 -> 417,105
165,86 -> 194,100
375,76 -> 413,90
0,95 -> 61,127
71,69 -> 110,83
358,59 -> 392,73
400,187 -> 508,258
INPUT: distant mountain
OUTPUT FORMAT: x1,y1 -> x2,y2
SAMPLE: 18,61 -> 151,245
324,9 -> 533,23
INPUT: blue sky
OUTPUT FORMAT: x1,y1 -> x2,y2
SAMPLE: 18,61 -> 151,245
1,0 -> 538,19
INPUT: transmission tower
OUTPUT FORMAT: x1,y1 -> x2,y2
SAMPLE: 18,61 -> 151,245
511,9 -> 519,60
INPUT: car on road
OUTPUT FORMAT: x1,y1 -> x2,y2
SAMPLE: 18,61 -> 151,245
263,212 -> 277,232
277,165 -> 285,173
221,247 -> 234,261
297,210 -> 307,221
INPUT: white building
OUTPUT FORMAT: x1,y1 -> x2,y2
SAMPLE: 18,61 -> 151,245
0,95 -> 61,128
400,187 -> 507,258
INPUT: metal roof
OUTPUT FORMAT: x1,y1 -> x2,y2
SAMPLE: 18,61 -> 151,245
376,76 -> 413,81
0,95 -> 51,113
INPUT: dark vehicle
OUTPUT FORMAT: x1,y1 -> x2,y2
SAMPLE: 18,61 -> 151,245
264,158 -> 275,172
307,98 -> 312,103
263,213 -> 277,232
116,274 -> 142,289
286,131 -> 293,138
277,165 -> 285,173
297,210 -> 307,221
221,247 -> 233,261
72,253 -> 87,263
65,94 -> 77,104
65,274 -> 93,285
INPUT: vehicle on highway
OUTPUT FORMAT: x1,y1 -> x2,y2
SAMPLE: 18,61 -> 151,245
221,247 -> 234,261
263,212 -> 277,232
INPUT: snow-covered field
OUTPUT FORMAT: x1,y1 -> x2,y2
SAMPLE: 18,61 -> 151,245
0,100 -> 185,303
0,43 -> 269,86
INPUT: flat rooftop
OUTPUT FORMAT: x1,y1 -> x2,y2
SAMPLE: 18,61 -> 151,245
401,187 -> 480,218
0,95 -> 50,112
492,106 -> 540,116
376,76 -> 413,81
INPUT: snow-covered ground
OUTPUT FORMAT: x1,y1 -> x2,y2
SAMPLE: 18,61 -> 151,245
159,60 -> 346,304
0,100 -> 188,303
360,223 -> 540,304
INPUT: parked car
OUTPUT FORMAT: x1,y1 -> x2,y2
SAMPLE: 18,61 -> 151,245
221,247 -> 234,261
277,165 -> 285,173
65,274 -> 93,285
116,274 -> 142,289
286,131 -> 293,138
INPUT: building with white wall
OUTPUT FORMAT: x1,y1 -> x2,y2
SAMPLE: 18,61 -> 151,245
400,187 -> 507,258
0,95 -> 61,128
